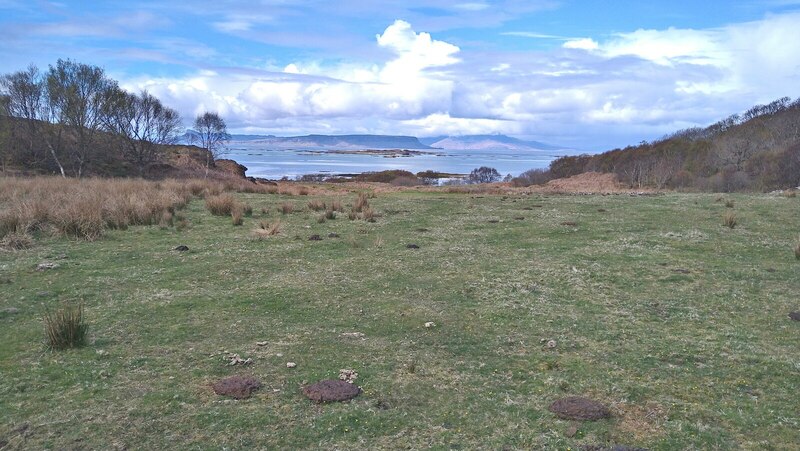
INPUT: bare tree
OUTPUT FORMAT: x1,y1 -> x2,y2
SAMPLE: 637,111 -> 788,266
0,64 -> 67,176
191,111 -> 230,176
104,88 -> 182,175
45,59 -> 115,177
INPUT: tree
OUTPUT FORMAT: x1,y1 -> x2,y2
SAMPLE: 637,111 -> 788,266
191,111 -> 230,176
45,59 -> 116,177
104,88 -> 182,175
0,93 -> 9,171
467,166 -> 501,184
1,64 -> 68,176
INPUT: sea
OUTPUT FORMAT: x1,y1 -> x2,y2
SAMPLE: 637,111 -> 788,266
225,141 -> 574,180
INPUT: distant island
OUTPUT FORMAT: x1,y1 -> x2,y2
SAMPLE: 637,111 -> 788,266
203,133 -> 568,152
298,149 -> 446,158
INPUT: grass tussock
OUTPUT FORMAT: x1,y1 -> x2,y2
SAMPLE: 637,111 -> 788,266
231,205 -> 244,226
205,194 -> 237,216
723,212 -> 737,229
354,192 -> 370,212
795,237 -> 800,260
252,220 -> 281,239
725,200 -> 735,208
785,190 -> 797,198
308,200 -> 327,211
43,302 -> 88,350
280,203 -> 295,215
0,177 -> 193,241
330,199 -> 344,212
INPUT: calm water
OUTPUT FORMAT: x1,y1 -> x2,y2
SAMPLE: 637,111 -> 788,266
226,141 -> 573,179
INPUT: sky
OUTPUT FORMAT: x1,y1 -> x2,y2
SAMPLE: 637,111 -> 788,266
1,1 -> 800,150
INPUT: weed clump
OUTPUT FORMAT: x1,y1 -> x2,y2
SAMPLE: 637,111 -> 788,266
44,302 -> 88,350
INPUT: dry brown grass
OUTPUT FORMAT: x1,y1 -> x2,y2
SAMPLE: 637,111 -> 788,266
0,177 -> 193,240
361,207 -> 377,222
280,202 -> 295,214
1,231 -> 34,250
330,199 -> 344,212
231,205 -> 244,226
205,194 -> 237,216
354,192 -> 370,212
785,190 -> 797,198
723,211 -> 737,229
308,200 -> 327,211
252,220 -> 280,239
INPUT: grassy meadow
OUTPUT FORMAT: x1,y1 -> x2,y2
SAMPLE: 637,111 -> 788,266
1,179 -> 799,449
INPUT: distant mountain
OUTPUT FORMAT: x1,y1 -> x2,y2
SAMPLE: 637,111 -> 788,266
420,134 -> 565,151
230,134 -> 432,150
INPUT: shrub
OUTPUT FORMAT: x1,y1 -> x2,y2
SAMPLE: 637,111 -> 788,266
468,166 -> 501,184
280,203 -> 294,214
205,194 -> 237,216
723,212 -> 737,229
1,232 -> 34,250
44,302 -> 88,350
390,176 -> 422,187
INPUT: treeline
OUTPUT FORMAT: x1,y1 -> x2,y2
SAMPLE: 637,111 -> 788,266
513,96 -> 800,192
0,59 -> 228,178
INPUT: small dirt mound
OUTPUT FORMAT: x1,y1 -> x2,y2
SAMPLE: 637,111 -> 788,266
328,233 -> 339,238
308,234 -> 323,241
488,219 -> 500,223
789,311 -> 800,321
549,397 -> 611,421
212,376 -> 262,399
303,379 -> 361,403
406,244 -> 420,249
415,228 -> 429,232
514,217 -> 525,221
174,245 -> 189,252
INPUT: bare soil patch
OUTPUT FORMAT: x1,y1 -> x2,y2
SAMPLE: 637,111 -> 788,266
303,379 -> 361,403
212,376 -> 262,399
549,397 -> 611,421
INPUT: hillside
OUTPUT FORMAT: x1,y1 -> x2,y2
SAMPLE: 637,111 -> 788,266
516,97 -> 800,192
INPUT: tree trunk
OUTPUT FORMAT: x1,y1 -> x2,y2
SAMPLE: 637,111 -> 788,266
46,141 -> 67,178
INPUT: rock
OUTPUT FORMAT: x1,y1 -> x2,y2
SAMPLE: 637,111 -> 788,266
256,341 -> 268,346
672,268 -> 691,274
286,362 -> 297,368
339,368 -> 358,383
36,262 -> 60,271
174,245 -> 189,252
514,217 -> 525,220
546,340 -> 557,349
328,233 -> 340,238
36,291 -> 52,297
488,219 -> 500,223
223,353 -> 253,366
406,244 -> 420,249
789,311 -> 800,321
212,376 -> 262,399
415,228 -> 429,232
303,379 -> 361,403
308,235 -> 323,241
425,321 -> 436,328
548,396 -> 611,421
341,332 -> 366,339
1,307 -> 20,315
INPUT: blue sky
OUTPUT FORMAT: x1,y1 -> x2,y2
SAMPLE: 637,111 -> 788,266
2,1 -> 800,150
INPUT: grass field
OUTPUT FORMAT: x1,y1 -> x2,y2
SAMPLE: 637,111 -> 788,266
1,186 -> 799,449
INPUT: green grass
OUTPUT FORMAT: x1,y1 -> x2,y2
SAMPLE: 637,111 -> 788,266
1,190 -> 799,449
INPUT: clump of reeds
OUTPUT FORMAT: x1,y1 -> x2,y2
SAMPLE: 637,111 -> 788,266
44,302 -> 88,350
205,194 -> 237,216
